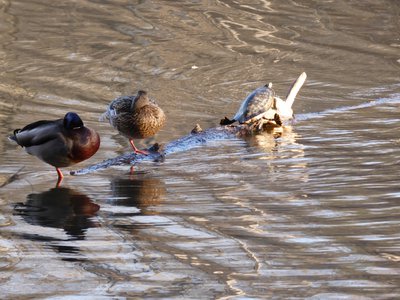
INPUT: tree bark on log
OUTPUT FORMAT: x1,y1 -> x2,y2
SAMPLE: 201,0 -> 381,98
71,72 -> 306,176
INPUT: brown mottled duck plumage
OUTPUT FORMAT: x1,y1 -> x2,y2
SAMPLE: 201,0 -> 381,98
100,90 -> 165,154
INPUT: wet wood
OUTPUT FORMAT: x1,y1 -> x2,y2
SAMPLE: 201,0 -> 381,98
71,72 -> 306,176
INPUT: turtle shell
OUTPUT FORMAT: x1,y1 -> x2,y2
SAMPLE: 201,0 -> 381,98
233,83 -> 275,124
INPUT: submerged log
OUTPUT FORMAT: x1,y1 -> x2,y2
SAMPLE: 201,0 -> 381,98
71,72 -> 306,176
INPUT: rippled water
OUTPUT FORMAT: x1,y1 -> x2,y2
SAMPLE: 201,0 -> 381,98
1,0 -> 400,298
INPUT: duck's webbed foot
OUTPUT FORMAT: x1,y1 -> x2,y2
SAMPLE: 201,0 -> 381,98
130,139 -> 149,155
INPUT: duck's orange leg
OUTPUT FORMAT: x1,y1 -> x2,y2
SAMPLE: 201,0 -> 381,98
56,168 -> 64,187
129,140 -> 148,155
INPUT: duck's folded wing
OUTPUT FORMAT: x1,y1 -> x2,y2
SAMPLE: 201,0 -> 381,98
13,120 -> 63,147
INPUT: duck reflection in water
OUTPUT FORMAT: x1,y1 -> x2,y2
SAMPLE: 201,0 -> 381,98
14,187 -> 100,241
109,175 -> 165,216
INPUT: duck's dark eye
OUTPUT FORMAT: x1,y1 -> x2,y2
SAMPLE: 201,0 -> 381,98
64,112 -> 84,129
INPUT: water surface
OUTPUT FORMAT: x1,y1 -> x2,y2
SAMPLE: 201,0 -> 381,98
1,0 -> 400,298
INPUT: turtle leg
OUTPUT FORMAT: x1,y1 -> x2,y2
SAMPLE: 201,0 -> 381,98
274,113 -> 282,126
256,119 -> 265,131
249,118 -> 266,132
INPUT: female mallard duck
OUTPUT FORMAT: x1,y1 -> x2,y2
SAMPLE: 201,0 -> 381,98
100,90 -> 165,155
9,112 -> 100,184
220,83 -> 277,125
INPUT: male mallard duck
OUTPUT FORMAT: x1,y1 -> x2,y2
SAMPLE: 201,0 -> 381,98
220,83 -> 276,125
100,90 -> 165,155
9,112 -> 100,184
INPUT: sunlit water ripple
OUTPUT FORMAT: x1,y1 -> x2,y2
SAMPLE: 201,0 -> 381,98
1,0 -> 400,298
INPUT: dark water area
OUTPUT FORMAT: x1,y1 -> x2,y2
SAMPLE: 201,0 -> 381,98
1,0 -> 400,298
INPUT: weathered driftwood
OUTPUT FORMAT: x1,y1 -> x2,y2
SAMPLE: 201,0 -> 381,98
71,72 -> 306,176
70,122 -> 278,176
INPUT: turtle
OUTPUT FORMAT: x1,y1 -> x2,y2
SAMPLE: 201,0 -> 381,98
220,82 -> 279,126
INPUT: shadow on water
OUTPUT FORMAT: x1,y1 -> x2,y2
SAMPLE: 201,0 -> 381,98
13,187 -> 100,258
